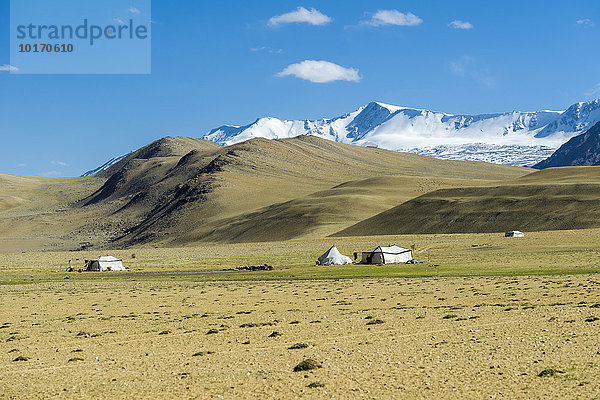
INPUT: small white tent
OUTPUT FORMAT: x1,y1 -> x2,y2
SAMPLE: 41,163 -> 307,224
85,256 -> 126,271
505,231 -> 524,237
361,245 -> 413,264
317,246 -> 353,266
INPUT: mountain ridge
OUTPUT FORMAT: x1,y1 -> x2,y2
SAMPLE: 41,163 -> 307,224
534,122 -> 600,168
201,99 -> 600,166
81,153 -> 130,177
0,135 -> 530,251
8,134 -> 600,251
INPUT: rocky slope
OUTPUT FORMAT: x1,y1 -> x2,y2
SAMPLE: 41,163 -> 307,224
534,122 -> 600,168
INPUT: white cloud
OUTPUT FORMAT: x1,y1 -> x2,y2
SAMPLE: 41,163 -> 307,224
250,46 -> 284,54
0,64 -> 18,72
113,18 -> 126,25
17,163 -> 26,168
449,20 -> 474,30
585,83 -> 600,97
277,60 -> 361,83
51,160 -> 69,167
363,10 -> 422,27
128,6 -> 140,14
268,7 -> 332,27
577,18 -> 594,27
449,56 -> 474,76
450,56 -> 495,88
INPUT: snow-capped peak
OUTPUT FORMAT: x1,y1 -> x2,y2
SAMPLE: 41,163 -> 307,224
372,101 -> 404,113
200,99 -> 600,166
81,152 -> 131,177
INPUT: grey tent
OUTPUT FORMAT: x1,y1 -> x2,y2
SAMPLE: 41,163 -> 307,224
361,245 -> 413,264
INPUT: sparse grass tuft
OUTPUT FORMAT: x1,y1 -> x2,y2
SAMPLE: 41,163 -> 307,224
288,342 -> 309,350
538,368 -> 564,378
192,351 -> 214,357
240,322 -> 273,328
293,359 -> 322,372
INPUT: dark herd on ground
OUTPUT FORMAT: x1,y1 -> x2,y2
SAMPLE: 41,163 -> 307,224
3,277 -> 600,390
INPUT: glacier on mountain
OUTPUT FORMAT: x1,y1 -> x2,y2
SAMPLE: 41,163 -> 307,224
407,144 -> 556,167
203,99 -> 600,166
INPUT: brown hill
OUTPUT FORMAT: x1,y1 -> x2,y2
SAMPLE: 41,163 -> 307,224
105,136 -> 529,246
0,136 -> 530,251
334,166 -> 600,237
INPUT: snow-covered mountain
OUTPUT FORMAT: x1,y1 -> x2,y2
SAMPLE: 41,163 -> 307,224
81,153 -> 130,177
203,100 -> 600,166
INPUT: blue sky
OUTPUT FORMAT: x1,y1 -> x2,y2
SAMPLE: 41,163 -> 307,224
1,0 -> 599,177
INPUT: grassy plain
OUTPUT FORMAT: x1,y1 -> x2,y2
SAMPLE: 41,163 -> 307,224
2,274 -> 600,399
2,227 -> 600,398
1,229 -> 600,285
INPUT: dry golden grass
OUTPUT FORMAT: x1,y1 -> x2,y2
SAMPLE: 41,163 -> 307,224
1,275 -> 600,399
1,227 -> 600,398
512,166 -> 600,184
0,175 -> 104,252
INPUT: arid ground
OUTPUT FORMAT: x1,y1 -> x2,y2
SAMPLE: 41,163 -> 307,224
2,276 -> 600,399
2,230 -> 600,399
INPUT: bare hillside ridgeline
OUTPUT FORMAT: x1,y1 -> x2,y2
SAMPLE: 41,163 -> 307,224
335,166 -> 600,236
0,135 -> 529,251
7,135 -> 600,250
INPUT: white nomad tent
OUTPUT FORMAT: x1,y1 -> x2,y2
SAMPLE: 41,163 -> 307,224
317,246 -> 353,266
505,231 -> 524,237
85,256 -> 126,271
361,245 -> 413,265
